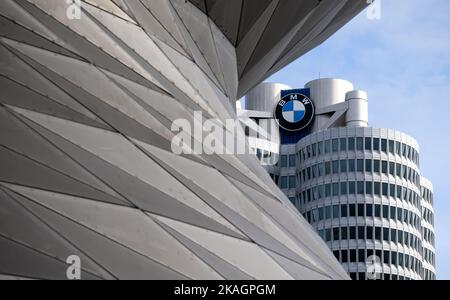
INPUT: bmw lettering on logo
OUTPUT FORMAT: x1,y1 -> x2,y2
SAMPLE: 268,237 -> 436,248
275,93 -> 315,131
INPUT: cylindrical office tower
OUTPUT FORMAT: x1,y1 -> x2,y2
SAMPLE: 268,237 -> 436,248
243,78 -> 436,280
244,82 -> 292,112
294,127 -> 425,280
242,82 -> 290,166
305,78 -> 354,132
0,0 -> 371,280
420,177 -> 436,280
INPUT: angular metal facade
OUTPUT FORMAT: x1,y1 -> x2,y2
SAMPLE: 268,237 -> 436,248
0,0 -> 366,279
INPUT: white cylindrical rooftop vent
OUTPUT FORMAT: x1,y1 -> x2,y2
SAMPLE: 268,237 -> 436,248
305,78 -> 354,107
345,90 -> 368,127
244,82 -> 291,113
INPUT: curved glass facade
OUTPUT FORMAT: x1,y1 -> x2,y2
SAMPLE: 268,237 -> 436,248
271,127 -> 436,280
421,179 -> 436,280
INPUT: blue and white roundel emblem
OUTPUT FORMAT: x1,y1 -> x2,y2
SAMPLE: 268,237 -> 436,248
275,93 -> 315,131
282,100 -> 306,123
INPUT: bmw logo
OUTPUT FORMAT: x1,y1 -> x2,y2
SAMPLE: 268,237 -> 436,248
275,93 -> 315,131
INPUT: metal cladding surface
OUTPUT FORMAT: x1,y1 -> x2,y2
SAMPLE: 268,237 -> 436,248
190,0 -> 369,97
0,0 -> 365,280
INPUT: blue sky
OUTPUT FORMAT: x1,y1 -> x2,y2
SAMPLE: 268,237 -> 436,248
266,0 -> 450,279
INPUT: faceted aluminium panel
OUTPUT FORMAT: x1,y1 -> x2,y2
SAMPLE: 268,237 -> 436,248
0,0 -> 367,279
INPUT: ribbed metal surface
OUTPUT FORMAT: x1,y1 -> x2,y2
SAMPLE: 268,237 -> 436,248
0,0 -> 367,280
